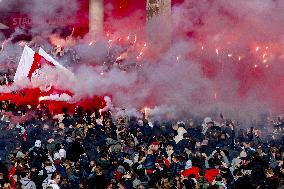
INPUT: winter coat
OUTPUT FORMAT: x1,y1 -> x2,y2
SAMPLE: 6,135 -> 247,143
29,147 -> 47,169
170,161 -> 185,176
20,178 -> 36,189
174,138 -> 191,154
205,168 -> 220,183
264,175 -> 279,189
233,175 -> 253,189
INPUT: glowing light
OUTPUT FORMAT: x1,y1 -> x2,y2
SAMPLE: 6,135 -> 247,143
100,71 -> 104,76
254,64 -> 258,68
144,43 -> 147,47
127,36 -> 130,40
176,56 -> 180,61
262,53 -> 267,59
216,48 -> 219,55
255,46 -> 259,52
144,107 -> 149,119
136,43 -> 147,59
118,38 -> 122,42
201,46 -> 204,50
136,52 -> 143,59
56,45 -> 61,48
71,27 -> 75,36
134,36 -> 137,44
108,39 -> 113,49
116,56 -> 122,61
88,41 -> 94,46
116,52 -> 127,61
106,31 -> 110,37
238,56 -> 241,61
263,59 -> 268,63
228,54 -> 232,57
266,46 -> 268,50
99,109 -> 103,116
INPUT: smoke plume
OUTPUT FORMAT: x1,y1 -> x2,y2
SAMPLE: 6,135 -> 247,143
0,0 -> 284,122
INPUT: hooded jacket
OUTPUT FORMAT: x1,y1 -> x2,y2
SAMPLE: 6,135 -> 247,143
20,178 -> 36,189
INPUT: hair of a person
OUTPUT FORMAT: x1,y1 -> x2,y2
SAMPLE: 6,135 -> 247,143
51,171 -> 60,180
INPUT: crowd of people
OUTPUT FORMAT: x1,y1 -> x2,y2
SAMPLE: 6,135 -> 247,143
0,100 -> 283,189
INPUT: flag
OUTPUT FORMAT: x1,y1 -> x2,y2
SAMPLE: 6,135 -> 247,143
0,23 -> 9,30
13,45 -> 74,103
39,86 -> 73,102
14,45 -> 35,83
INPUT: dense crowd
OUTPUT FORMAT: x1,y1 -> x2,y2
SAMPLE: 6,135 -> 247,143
0,100 -> 283,189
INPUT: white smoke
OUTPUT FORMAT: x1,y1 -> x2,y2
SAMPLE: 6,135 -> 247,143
0,0 -> 284,123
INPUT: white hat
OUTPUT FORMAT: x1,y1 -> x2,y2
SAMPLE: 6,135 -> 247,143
240,151 -> 247,158
35,140 -> 41,148
138,120 -> 143,126
185,160 -> 192,169
204,117 -> 213,124
132,179 -> 142,188
59,149 -> 66,159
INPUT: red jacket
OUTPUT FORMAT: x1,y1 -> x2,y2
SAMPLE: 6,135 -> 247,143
205,168 -> 220,183
8,163 -> 24,189
8,164 -> 17,189
182,166 -> 200,180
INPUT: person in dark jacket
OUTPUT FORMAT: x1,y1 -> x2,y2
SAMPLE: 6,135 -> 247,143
29,140 -> 47,169
263,168 -> 279,189
66,138 -> 85,162
232,169 -> 252,189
